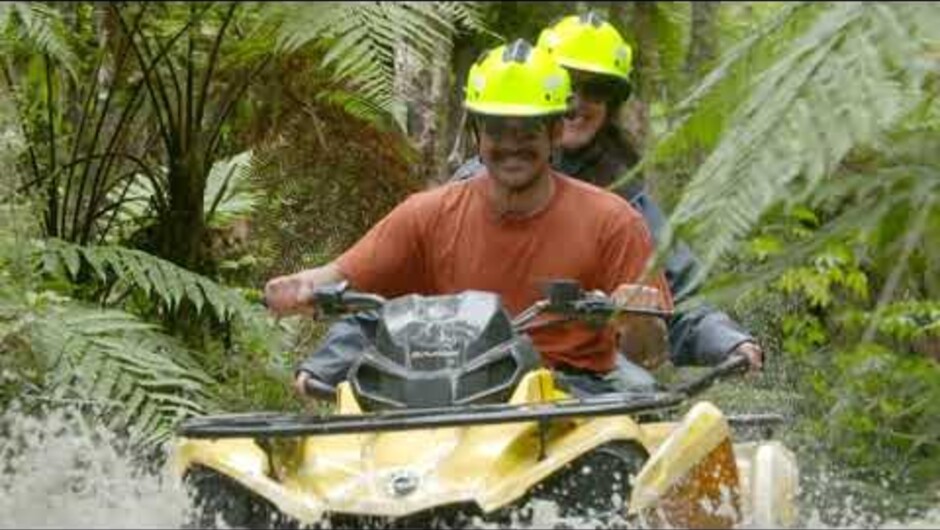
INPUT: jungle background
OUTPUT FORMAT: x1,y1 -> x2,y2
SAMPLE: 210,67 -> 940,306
0,1 -> 938,527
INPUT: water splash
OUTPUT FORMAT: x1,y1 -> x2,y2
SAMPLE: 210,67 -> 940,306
0,403 -> 936,529
0,404 -> 192,529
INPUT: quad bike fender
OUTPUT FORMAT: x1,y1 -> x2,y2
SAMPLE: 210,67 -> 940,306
171,437 -> 330,524
628,401 -> 743,529
473,415 -> 651,512
171,370 -> 660,522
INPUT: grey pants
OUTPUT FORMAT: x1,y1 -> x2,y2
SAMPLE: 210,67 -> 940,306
296,314 -> 660,398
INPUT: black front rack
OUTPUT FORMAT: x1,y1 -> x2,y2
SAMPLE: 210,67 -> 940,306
177,391 -> 685,439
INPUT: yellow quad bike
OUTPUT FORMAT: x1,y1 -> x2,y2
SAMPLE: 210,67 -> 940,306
172,280 -> 799,529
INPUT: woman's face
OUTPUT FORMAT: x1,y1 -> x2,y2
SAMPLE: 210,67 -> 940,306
561,70 -> 611,151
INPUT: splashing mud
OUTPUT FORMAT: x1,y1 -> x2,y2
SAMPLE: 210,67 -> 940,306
0,404 -> 191,529
0,403 -> 936,529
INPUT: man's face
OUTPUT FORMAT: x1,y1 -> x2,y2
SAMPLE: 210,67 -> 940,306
477,116 -> 559,191
561,71 -> 616,150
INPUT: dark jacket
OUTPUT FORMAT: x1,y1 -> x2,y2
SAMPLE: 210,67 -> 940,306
452,128 -> 754,366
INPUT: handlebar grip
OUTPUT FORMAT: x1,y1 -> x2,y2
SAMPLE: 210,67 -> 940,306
614,306 -> 674,319
673,353 -> 751,397
720,353 -> 751,374
303,376 -> 338,401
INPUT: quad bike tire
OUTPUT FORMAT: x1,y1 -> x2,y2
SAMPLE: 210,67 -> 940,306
520,440 -> 648,525
184,465 -> 288,529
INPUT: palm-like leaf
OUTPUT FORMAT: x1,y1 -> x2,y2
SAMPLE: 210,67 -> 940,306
653,2 -> 940,287
272,2 -> 486,128
38,238 -> 265,326
0,2 -> 77,78
8,300 -> 217,448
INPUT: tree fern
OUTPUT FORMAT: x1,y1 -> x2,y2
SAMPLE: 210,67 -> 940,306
652,2 -> 940,288
271,2 -> 486,128
7,300 -> 217,448
0,2 -> 77,78
38,238 -> 265,326
106,149 -> 261,238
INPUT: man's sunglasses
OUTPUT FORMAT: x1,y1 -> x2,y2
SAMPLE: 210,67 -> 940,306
473,115 -> 556,139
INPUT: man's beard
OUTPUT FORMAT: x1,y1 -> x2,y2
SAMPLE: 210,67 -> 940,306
487,148 -> 546,192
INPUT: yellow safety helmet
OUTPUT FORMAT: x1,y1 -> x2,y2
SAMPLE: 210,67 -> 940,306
463,39 -> 572,117
537,12 -> 633,81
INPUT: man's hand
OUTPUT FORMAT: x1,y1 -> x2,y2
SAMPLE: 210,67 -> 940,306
294,371 -> 313,397
731,340 -> 764,372
264,263 -> 346,317
263,272 -> 317,317
610,284 -> 670,315
611,283 -> 670,370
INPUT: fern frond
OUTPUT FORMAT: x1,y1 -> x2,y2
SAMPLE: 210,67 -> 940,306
104,150 -> 261,244
1,2 -> 78,79
698,159 -> 940,309
39,239 -> 261,325
273,2 -> 486,127
661,3 -> 940,285
648,2 -> 821,163
203,150 -> 260,229
20,303 -> 216,447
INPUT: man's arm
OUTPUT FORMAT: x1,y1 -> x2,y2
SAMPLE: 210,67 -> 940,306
628,189 -> 762,369
611,284 -> 670,370
264,262 -> 345,317
599,209 -> 674,370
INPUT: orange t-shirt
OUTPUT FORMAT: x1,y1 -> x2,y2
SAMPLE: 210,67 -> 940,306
336,170 -> 673,372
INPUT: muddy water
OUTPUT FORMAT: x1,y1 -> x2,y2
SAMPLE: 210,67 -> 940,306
1,404 -> 937,529
0,406 -> 191,529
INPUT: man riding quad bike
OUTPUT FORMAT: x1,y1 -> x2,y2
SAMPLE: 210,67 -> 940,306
177,281 -> 798,529
173,41 -> 798,529
270,37 -> 674,399
296,13 -> 763,402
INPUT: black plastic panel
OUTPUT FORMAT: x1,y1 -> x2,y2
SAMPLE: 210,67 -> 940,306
349,291 -> 539,410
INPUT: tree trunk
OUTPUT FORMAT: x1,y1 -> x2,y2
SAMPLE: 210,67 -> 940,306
161,151 -> 207,271
619,2 -> 661,199
394,37 -> 452,185
629,2 -> 662,104
444,33 -> 478,177
685,2 -> 720,81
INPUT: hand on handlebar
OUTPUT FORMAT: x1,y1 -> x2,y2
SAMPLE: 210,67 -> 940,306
731,341 -> 764,373
263,273 -> 317,317
610,283 -> 671,320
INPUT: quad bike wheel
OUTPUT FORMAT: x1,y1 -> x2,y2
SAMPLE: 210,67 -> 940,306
184,465 -> 288,529
519,441 -> 648,526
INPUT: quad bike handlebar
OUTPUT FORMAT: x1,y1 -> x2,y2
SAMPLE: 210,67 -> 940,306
182,285 -> 760,439
300,278 -> 673,327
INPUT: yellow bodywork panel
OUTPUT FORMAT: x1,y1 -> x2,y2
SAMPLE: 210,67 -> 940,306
172,370 -> 797,527
173,370 -> 665,523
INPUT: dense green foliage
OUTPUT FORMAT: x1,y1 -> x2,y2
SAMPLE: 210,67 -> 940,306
1,1 -> 938,522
